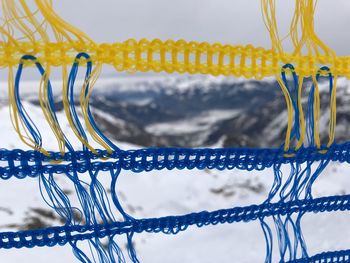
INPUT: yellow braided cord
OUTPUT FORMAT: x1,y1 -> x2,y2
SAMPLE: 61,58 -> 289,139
0,0 -> 342,154
1,40 -> 350,79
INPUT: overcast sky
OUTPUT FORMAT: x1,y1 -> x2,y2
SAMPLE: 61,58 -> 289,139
54,0 -> 350,55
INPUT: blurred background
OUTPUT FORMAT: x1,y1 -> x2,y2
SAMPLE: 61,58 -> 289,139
1,1 -> 350,262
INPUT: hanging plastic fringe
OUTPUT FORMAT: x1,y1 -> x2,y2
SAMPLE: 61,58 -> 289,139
0,0 -> 348,262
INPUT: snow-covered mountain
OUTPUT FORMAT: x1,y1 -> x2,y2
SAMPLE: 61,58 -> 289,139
1,75 -> 350,263
19,74 -> 350,149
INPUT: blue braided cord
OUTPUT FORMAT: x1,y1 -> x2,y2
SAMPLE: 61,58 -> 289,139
314,67 -> 334,146
281,162 -> 302,201
281,64 -> 301,141
69,56 -> 125,262
0,193 -> 350,250
288,249 -> 350,263
70,53 -> 136,261
110,167 -> 139,262
66,54 -> 136,263
306,66 -> 334,147
68,52 -> 121,224
14,55 -> 48,148
306,72 -> 316,147
260,218 -> 273,263
1,143 -> 350,179
319,66 -> 334,95
295,212 -> 308,259
67,53 -> 91,150
263,162 -> 299,261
